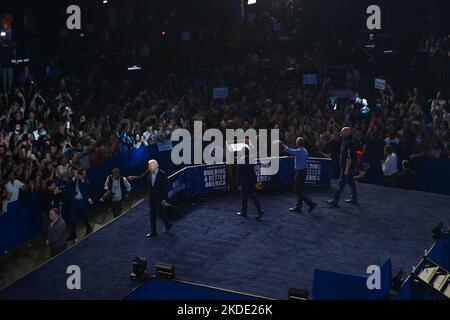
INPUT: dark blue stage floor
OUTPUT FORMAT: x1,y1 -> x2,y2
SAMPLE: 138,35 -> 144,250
1,183 -> 449,300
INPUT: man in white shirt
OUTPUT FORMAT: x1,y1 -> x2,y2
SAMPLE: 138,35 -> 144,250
381,145 -> 398,187
5,173 -> 26,204
103,168 -> 132,217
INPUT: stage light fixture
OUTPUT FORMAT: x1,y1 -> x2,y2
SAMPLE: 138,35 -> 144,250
0,32 -> 6,37
130,257 -> 149,282
432,222 -> 444,240
156,262 -> 175,279
288,288 -> 309,300
392,270 -> 405,291
248,0 -> 257,4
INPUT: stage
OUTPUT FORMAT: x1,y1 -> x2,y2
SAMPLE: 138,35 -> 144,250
1,182 -> 449,300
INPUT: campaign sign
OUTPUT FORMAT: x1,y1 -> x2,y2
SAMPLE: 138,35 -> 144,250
181,32 -> 191,41
374,78 -> 386,90
303,74 -> 318,86
213,87 -> 229,99
157,140 -> 173,152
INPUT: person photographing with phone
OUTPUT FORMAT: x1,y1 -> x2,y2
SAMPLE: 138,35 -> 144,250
64,166 -> 94,241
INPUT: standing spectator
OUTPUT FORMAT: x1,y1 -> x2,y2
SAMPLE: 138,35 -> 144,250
410,133 -> 427,170
381,145 -> 399,187
4,172 -> 25,203
55,157 -> 71,182
47,208 -> 67,257
397,160 -> 418,190
18,66 -> 34,88
0,35 -> 14,95
41,180 -> 62,244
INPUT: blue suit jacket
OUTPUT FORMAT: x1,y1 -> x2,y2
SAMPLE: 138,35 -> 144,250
64,177 -> 92,205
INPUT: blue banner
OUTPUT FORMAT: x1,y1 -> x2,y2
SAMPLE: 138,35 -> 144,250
184,164 -> 228,194
167,169 -> 187,203
255,157 -> 332,188
166,157 -> 332,203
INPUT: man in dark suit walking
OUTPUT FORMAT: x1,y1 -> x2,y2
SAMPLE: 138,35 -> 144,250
64,167 -> 93,241
129,159 -> 172,237
47,208 -> 67,257
236,138 -> 264,220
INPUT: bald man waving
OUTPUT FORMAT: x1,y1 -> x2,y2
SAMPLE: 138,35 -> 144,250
327,127 -> 358,208
129,160 -> 172,237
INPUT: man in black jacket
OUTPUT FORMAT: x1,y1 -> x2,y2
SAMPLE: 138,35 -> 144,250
236,139 -> 264,220
41,180 -> 62,244
397,160 -> 418,190
327,127 -> 358,207
129,160 -> 172,237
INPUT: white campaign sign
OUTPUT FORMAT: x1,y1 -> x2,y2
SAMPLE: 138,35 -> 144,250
374,78 -> 386,90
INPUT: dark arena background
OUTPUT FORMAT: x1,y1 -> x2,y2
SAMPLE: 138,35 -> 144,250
0,0 -> 449,309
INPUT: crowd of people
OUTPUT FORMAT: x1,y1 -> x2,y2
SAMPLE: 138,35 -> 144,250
0,2 -> 449,251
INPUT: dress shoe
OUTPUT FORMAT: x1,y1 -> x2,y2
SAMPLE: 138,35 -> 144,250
345,198 -> 358,205
326,199 -> 338,207
236,211 -> 248,218
308,203 -> 317,213
256,210 -> 264,220
67,236 -> 77,242
289,207 -> 302,213
146,233 -> 157,238
86,227 -> 92,235
164,223 -> 172,233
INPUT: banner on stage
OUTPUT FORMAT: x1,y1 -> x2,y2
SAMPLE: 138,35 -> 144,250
167,171 -> 186,203
256,157 -> 332,187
